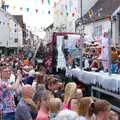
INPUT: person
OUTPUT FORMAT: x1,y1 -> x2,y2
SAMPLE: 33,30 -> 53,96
36,90 -> 50,120
15,85 -> 37,120
100,32 -> 109,72
0,68 -> 21,120
63,82 -> 77,109
56,109 -> 79,120
49,98 -> 62,120
32,72 -> 44,90
108,111 -> 119,120
33,84 -> 46,110
75,88 -> 83,101
69,98 -> 79,113
111,47 -> 119,73
93,99 -> 111,120
23,69 -> 35,85
62,35 -> 69,61
78,97 -> 95,120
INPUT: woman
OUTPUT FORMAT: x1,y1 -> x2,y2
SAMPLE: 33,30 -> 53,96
63,82 -> 77,109
78,97 -> 95,120
0,67 -> 22,120
49,98 -> 62,120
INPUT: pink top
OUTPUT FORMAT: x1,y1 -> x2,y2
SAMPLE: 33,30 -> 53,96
36,108 -> 50,120
63,104 -> 71,109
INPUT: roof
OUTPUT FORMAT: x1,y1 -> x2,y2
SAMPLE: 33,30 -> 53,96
76,0 -> 120,26
13,15 -> 24,26
45,23 -> 54,31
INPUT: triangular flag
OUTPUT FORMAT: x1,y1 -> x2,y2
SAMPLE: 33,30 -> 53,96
88,9 -> 94,18
48,10 -> 50,14
53,10 -> 57,15
26,8 -> 30,12
54,2 -> 57,7
41,0 -> 44,4
66,12 -> 69,17
60,12 -> 63,16
20,7 -> 23,11
65,5 -> 67,10
75,7 -> 77,12
13,5 -> 16,10
35,9 -> 38,13
47,0 -> 50,5
72,13 -> 75,17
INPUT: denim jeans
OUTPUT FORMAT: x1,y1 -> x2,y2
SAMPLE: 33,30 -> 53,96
2,112 -> 15,120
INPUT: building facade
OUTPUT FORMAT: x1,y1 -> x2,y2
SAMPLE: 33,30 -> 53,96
0,8 -> 23,54
53,0 -> 97,32
75,0 -> 120,46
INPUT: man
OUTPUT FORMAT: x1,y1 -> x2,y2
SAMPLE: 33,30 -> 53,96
15,85 -> 37,120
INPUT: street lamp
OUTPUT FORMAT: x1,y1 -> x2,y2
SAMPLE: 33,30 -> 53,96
79,0 -> 84,70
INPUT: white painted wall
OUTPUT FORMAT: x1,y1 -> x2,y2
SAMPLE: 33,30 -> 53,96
0,9 -> 9,47
0,8 -> 23,48
79,19 -> 119,45
83,20 -> 110,39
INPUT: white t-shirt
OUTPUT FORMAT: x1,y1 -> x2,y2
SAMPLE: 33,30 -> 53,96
79,116 -> 87,120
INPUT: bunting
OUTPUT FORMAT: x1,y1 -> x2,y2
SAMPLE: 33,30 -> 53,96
47,0 -> 50,5
26,8 -> 30,12
66,12 -> 69,17
13,5 -> 16,10
54,2 -> 57,7
20,7 -> 23,11
35,9 -> 38,13
88,9 -> 94,18
41,0 -> 44,4
3,1 -> 78,17
48,10 -> 50,14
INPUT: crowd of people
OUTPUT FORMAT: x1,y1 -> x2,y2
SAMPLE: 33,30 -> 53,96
0,54 -> 119,120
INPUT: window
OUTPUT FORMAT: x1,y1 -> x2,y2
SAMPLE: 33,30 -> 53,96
94,25 -> 102,37
14,38 -> 18,43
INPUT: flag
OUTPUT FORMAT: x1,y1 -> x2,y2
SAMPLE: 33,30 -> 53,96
47,0 -> 50,5
41,0 -> 44,4
26,8 -> 30,12
88,9 -> 94,18
35,9 -> 38,13
20,7 -> 23,11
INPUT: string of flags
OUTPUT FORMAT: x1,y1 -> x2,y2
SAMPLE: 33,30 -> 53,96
0,0 -> 77,17
0,20 -> 47,32
1,5 -> 77,17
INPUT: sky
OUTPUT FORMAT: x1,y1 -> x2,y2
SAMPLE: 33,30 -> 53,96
1,0 -> 59,37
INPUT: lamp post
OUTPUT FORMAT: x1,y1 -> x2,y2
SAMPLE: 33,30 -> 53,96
79,0 -> 84,70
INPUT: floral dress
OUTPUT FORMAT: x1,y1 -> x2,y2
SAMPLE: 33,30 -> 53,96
0,80 -> 16,114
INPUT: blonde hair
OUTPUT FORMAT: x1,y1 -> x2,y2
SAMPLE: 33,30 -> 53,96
49,98 -> 62,113
78,97 -> 93,117
108,111 -> 119,120
64,82 -> 77,104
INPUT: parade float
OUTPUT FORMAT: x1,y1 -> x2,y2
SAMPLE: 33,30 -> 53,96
45,31 -> 120,114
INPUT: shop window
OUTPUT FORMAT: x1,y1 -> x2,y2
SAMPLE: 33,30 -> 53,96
94,25 -> 102,37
